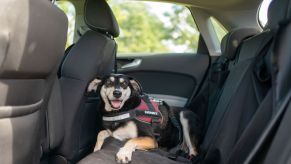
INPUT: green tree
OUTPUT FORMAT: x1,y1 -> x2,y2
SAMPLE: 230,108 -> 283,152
163,6 -> 200,52
111,2 -> 169,54
110,0 -> 202,54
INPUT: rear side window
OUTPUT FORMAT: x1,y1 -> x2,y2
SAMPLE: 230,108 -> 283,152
210,17 -> 228,43
109,0 -> 200,55
55,1 -> 76,48
258,0 -> 272,28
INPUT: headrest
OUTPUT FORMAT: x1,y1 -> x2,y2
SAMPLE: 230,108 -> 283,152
84,0 -> 120,38
0,0 -> 68,78
266,0 -> 291,29
60,30 -> 116,81
221,28 -> 260,60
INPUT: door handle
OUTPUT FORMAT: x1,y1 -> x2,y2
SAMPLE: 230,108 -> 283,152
120,59 -> 142,69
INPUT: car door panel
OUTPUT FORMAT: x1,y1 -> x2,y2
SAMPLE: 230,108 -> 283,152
117,53 -> 210,107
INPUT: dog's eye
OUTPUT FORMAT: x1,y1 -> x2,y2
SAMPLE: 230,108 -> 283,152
105,80 -> 113,87
120,82 -> 128,88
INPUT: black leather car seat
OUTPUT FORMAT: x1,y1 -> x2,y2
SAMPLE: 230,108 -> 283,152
54,0 -> 120,163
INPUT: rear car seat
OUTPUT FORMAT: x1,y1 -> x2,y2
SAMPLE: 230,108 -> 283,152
52,0 -> 120,163
226,0 -> 291,163
201,28 -> 260,133
201,0 -> 288,163
77,28 -> 266,164
79,0 -> 286,163
254,11 -> 291,164
0,0 -> 67,163
201,34 -> 272,163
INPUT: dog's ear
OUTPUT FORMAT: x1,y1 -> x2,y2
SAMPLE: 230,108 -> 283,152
87,78 -> 102,92
130,79 -> 143,94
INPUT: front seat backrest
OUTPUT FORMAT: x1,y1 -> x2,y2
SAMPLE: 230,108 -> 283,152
220,28 -> 260,61
56,0 -> 119,163
0,0 -> 67,163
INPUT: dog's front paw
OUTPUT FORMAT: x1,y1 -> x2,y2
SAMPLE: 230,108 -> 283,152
116,147 -> 133,164
190,151 -> 198,157
93,145 -> 101,152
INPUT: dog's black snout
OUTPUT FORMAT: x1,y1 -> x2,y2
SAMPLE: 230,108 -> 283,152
113,90 -> 122,98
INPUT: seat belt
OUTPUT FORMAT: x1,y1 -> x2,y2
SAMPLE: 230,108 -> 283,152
201,41 -> 242,135
204,56 -> 230,133
245,89 -> 291,164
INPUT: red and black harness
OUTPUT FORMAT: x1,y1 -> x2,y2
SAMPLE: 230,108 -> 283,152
102,95 -> 190,161
102,95 -> 164,136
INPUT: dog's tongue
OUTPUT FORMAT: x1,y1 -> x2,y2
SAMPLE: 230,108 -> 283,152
111,100 -> 122,109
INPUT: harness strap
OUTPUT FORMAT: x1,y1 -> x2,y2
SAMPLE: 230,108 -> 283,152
102,110 -> 136,130
141,95 -> 163,137
142,95 -> 156,112
103,113 -> 131,122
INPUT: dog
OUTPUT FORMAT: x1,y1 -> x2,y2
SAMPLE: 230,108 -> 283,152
87,74 -> 202,163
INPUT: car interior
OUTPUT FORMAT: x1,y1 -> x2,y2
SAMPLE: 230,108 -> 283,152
1,0 -> 291,163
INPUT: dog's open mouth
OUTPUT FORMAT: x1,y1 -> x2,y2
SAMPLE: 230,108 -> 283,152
110,100 -> 123,109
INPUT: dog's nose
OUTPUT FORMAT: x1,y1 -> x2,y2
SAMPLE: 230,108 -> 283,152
113,90 -> 122,98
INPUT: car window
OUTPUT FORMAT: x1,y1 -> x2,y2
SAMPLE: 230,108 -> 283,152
258,0 -> 272,28
55,1 -> 76,48
109,0 -> 200,56
209,17 -> 228,43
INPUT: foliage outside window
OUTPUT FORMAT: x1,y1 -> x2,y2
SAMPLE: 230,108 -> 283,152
210,17 -> 228,43
109,0 -> 200,55
55,1 -> 76,48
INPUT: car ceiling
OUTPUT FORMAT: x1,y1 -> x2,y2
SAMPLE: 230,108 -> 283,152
69,0 -> 263,27
141,0 -> 263,30
139,0 -> 261,10
68,0 -> 262,10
